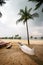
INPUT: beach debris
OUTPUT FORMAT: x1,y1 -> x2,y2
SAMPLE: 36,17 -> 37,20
6,44 -> 12,49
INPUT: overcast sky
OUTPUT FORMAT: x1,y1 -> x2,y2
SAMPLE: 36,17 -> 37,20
0,0 -> 43,39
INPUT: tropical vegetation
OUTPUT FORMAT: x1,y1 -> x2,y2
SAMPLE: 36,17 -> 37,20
0,12 -> 2,17
28,0 -> 43,12
0,0 -> 6,17
16,6 -> 39,45
0,0 -> 6,6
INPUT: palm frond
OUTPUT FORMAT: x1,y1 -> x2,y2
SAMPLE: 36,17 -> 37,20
32,13 -> 39,17
16,17 -> 23,24
20,9 -> 25,14
28,0 -> 42,2
18,12 -> 24,16
28,8 -> 32,13
28,0 -> 38,2
29,15 -> 34,20
25,6 -> 27,13
42,8 -> 43,12
34,2 -> 42,10
0,0 -> 6,6
0,12 -> 2,17
28,0 -> 43,11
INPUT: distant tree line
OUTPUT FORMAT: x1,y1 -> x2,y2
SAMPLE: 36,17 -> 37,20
0,35 -> 43,39
41,36 -> 43,39
30,36 -> 43,39
0,34 -> 22,39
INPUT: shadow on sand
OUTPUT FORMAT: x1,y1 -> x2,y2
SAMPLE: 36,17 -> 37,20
28,55 -> 43,65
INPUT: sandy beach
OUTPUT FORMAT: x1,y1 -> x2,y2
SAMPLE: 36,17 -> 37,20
0,39 -> 43,65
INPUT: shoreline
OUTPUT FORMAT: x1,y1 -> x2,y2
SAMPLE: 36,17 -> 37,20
0,39 -> 43,45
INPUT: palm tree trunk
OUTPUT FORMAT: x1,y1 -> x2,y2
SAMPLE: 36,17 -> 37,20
26,21 -> 30,45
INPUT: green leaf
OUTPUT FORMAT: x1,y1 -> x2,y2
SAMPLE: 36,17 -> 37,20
32,13 -> 39,17
0,12 -> 2,17
16,17 -> 23,24
34,2 -> 42,10
42,8 -> 43,12
20,9 -> 25,14
28,8 -> 32,13
0,0 -> 6,6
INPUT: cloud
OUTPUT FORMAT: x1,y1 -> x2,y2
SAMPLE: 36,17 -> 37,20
29,26 -> 43,36
30,31 -> 42,36
0,0 -> 43,39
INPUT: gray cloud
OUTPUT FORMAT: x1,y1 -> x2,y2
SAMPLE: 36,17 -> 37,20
0,0 -> 43,38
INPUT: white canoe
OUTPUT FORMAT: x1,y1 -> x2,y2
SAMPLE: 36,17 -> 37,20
18,43 -> 35,55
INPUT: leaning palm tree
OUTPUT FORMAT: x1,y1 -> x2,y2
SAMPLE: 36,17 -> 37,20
28,0 -> 43,11
16,6 -> 39,45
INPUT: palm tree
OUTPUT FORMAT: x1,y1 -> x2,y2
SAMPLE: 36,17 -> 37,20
16,6 -> 39,45
28,0 -> 43,11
